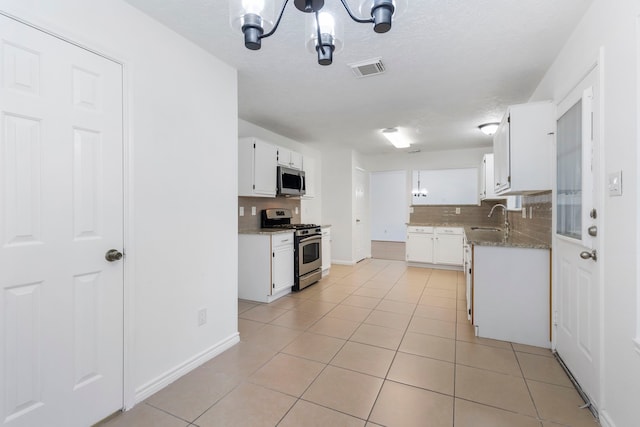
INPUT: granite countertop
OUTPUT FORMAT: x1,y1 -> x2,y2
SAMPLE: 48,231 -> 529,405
407,223 -> 550,249
463,227 -> 551,249
238,228 -> 294,236
407,222 -> 468,227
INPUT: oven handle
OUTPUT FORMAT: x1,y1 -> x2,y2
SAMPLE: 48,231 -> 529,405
298,234 -> 321,244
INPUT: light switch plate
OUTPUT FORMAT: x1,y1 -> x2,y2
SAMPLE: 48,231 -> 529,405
608,171 -> 622,196
239,206 -> 244,217
251,206 -> 257,216
295,207 -> 299,214
409,207 -> 414,214
455,208 -> 461,214
521,208 -> 526,218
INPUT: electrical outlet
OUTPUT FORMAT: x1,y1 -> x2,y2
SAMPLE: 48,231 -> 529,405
198,308 -> 207,326
239,206 -> 244,216
455,207 -> 461,214
251,206 -> 256,216
295,207 -> 299,214
409,207 -> 414,214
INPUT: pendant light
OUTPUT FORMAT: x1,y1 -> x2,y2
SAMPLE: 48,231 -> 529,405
229,0 -> 407,65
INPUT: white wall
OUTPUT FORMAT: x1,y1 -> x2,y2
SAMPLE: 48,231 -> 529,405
530,1 -> 640,426
0,0 -> 239,407
365,146 -> 491,208
320,145 -> 355,263
370,171 -> 407,241
239,119 -> 322,224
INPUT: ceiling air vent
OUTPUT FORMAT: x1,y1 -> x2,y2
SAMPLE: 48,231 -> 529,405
349,58 -> 386,78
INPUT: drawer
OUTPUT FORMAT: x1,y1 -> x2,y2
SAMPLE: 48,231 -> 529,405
272,233 -> 294,246
407,226 -> 434,233
436,227 -> 463,235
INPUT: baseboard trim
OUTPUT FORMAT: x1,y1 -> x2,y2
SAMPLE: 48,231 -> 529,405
133,333 -> 240,404
599,411 -> 615,427
332,259 -> 355,265
407,262 -> 463,271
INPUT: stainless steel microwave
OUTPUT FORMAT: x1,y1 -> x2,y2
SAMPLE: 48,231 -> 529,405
277,166 -> 306,196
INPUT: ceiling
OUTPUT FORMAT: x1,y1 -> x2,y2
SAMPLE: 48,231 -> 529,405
123,0 -> 592,155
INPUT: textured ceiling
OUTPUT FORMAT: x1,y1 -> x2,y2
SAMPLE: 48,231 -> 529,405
123,0 -> 592,154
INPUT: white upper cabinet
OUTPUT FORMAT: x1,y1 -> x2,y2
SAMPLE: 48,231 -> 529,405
238,137 -> 278,197
277,146 -> 303,170
480,153 -> 501,200
493,101 -> 555,195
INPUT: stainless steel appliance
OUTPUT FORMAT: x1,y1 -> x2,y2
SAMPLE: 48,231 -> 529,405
277,166 -> 306,197
261,209 -> 321,291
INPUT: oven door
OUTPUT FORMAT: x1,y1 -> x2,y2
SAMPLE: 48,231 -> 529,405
298,234 -> 322,276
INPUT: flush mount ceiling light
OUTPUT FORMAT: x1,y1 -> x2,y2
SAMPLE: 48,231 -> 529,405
381,127 -> 411,148
478,122 -> 500,136
230,0 -> 407,66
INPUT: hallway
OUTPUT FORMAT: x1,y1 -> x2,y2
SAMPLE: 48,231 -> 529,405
102,260 -> 599,426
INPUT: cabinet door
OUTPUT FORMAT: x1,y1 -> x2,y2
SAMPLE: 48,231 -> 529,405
277,146 -> 290,167
406,233 -> 433,263
272,240 -> 294,294
254,140 -> 278,196
493,115 -> 510,193
290,151 -> 303,170
435,234 -> 463,265
482,153 -> 499,199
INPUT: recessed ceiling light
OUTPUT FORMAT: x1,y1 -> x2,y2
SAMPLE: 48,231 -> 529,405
478,122 -> 500,136
381,127 -> 411,148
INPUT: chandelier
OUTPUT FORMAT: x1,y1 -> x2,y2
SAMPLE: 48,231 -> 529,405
230,0 -> 406,65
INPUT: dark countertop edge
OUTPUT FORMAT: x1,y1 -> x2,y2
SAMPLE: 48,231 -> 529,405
464,228 -> 551,250
239,229 -> 294,236
407,222 -> 469,227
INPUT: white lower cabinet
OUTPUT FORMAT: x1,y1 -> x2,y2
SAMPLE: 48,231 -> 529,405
406,226 -> 463,268
239,232 -> 294,303
321,226 -> 331,275
434,228 -> 463,265
471,245 -> 550,348
406,227 -> 434,263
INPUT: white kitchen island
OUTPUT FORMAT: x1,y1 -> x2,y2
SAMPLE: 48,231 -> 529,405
466,228 -> 551,348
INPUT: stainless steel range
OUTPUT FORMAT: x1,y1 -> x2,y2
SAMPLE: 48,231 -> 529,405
261,209 -> 322,291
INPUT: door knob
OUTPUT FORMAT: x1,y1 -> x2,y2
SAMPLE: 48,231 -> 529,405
588,226 -> 597,237
105,249 -> 123,262
579,250 -> 597,261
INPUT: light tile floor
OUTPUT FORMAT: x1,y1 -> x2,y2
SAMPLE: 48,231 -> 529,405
101,259 -> 600,427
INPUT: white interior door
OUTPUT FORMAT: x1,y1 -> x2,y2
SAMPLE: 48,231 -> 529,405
0,15 -> 124,426
354,168 -> 369,262
554,66 -> 601,411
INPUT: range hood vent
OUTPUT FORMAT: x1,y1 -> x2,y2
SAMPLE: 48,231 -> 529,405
349,58 -> 386,78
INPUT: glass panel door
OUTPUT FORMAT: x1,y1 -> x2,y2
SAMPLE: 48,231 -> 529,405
556,100 -> 582,240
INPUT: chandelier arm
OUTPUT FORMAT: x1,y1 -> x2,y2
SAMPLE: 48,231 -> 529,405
339,0 -> 374,24
260,0 -> 290,40
314,10 -> 326,55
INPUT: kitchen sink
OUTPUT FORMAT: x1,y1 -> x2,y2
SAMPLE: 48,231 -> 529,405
470,226 -> 502,232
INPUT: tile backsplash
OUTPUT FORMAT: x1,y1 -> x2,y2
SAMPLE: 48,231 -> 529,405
409,191 -> 552,246
238,196 -> 301,230
510,191 -> 552,246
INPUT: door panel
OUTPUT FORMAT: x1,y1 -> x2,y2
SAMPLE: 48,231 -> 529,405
0,15 -> 124,426
554,65 -> 600,410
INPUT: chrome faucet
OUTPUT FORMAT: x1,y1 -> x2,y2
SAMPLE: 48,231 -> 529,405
488,203 -> 509,234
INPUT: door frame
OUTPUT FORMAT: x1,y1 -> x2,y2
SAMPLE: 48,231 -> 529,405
0,10 -> 136,412
551,49 -> 606,410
